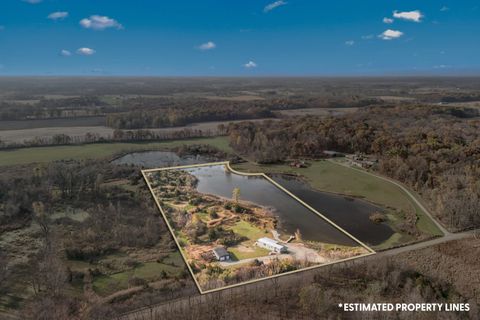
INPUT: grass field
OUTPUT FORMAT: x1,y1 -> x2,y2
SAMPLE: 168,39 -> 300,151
232,160 -> 442,239
229,246 -> 270,260
0,136 -> 232,166
229,220 -> 269,242
374,232 -> 408,251
227,220 -> 272,260
92,252 -> 184,296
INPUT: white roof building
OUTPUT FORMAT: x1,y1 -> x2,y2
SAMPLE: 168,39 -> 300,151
256,237 -> 288,253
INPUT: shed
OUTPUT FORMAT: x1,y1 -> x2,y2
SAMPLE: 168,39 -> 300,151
212,246 -> 230,261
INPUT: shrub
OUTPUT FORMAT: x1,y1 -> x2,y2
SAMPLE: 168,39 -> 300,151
369,211 -> 386,223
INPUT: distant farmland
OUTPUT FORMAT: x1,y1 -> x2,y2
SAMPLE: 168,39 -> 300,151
0,116 -> 106,130
0,118 -> 274,144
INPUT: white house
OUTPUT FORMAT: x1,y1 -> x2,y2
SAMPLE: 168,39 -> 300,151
256,237 -> 288,253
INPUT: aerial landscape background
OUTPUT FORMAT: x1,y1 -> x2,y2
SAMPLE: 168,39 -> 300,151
0,1 -> 479,320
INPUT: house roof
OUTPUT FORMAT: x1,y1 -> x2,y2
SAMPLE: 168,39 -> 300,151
257,237 -> 286,250
212,246 -> 229,257
323,150 -> 342,155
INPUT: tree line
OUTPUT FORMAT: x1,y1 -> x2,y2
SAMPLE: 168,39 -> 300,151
0,96 -> 108,120
0,160 -> 189,319
0,127 -> 219,150
105,105 -> 273,129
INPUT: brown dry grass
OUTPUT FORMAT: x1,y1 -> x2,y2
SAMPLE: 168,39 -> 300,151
204,95 -> 265,101
398,236 -> 480,303
277,107 -> 358,117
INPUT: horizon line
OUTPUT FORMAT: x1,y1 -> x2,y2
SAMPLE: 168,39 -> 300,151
1,74 -> 480,79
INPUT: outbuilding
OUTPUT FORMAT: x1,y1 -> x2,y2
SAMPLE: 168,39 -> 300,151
212,246 -> 231,261
256,237 -> 288,253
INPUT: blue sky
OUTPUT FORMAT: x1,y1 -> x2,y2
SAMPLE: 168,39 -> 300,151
0,0 -> 479,76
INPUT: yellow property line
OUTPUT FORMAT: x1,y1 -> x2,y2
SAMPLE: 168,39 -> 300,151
225,162 -> 375,253
141,161 -> 375,294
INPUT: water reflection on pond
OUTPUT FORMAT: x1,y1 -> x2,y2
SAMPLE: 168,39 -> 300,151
186,165 -> 360,246
271,176 -> 394,246
112,151 -> 212,168
186,165 -> 393,246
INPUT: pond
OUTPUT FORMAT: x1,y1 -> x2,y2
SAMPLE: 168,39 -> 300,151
186,165 -> 393,247
185,165 -> 354,246
271,176 -> 394,246
112,151 -> 212,168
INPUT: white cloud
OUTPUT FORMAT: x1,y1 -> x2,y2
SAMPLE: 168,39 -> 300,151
48,12 -> 69,20
23,0 -> 42,4
393,10 -> 423,23
361,34 -> 374,40
379,29 -> 404,40
244,61 -> 257,68
264,1 -> 287,12
60,49 -> 72,56
76,47 -> 96,56
440,6 -> 449,12
434,64 -> 451,69
197,41 -> 216,51
80,15 -> 123,30
345,40 -> 355,46
383,17 -> 394,24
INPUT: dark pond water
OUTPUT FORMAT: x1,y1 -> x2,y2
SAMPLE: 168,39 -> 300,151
186,165 -> 393,246
112,151 -> 212,168
186,165 -> 358,246
271,176 -> 394,246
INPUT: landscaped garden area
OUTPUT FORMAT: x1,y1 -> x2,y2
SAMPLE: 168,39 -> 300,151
143,163 -> 371,292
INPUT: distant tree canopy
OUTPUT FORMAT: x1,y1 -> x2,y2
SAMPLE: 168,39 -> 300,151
0,92 -> 382,126
105,105 -> 273,129
104,96 -> 382,129
0,96 -> 107,120
227,105 -> 480,231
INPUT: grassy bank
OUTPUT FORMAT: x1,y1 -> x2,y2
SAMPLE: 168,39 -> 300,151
0,136 -> 232,166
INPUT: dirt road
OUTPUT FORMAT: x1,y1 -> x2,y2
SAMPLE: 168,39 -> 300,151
219,253 -> 290,267
328,159 -> 450,236
220,243 -> 327,267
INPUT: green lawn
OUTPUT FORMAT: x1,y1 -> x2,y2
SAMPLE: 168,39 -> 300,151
92,258 -> 182,296
411,193 -> 443,236
229,246 -> 270,260
229,220 -> 269,242
373,232 -> 408,251
196,211 -> 210,223
226,220 -> 271,260
0,136 -> 232,166
234,160 -> 412,212
175,231 -> 191,247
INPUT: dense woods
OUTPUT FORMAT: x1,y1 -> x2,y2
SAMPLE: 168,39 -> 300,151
0,127 -> 219,150
228,105 -> 480,231
0,96 -> 108,120
0,160 -> 190,318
